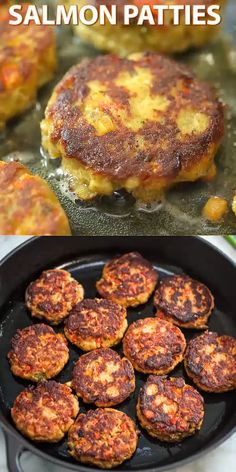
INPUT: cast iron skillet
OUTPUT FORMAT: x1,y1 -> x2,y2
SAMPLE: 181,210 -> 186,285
0,237 -> 235,472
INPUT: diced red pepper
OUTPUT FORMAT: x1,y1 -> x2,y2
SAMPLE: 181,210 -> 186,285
1,63 -> 21,90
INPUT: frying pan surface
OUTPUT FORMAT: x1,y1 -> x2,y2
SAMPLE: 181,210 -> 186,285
0,1 -> 236,235
0,237 -> 235,471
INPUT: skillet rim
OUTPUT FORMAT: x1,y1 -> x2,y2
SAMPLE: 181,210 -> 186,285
0,236 -> 236,272
0,236 -> 235,472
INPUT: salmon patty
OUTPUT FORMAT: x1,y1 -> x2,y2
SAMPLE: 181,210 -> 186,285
123,318 -> 186,374
137,375 -> 204,442
0,161 -> 71,235
154,274 -> 214,329
41,52 -> 224,202
64,298 -> 127,350
0,4 -> 56,128
25,269 -> 84,324
72,348 -> 135,407
11,381 -> 79,442
7,324 -> 69,382
68,408 -> 138,468
72,0 -> 225,56
184,331 -> 236,392
96,252 -> 158,307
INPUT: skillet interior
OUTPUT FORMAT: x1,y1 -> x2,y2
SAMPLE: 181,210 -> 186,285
0,2 -> 236,235
0,236 -> 235,471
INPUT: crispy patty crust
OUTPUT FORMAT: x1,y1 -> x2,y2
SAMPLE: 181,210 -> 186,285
0,161 -> 71,235
154,274 -> 214,329
72,348 -> 135,407
25,269 -> 84,324
64,298 -> 127,351
7,324 -> 69,382
184,331 -> 236,392
72,1 -> 225,56
137,375 -> 204,442
96,252 -> 158,307
0,4 -> 56,128
41,52 -> 224,202
232,193 -> 236,217
11,381 -> 79,442
68,408 -> 138,468
123,317 -> 186,374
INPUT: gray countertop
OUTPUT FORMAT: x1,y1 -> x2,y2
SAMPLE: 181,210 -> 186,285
0,236 -> 235,472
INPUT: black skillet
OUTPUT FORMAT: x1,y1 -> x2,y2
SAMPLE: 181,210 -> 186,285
0,237 -> 235,472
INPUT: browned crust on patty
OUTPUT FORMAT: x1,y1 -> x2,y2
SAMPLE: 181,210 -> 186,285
184,331 -> 236,392
96,252 -> 158,307
0,4 -> 56,127
7,323 -> 69,382
123,317 -> 186,374
42,53 -> 224,181
0,161 -> 71,236
72,348 -> 135,407
137,375 -> 204,442
68,408 -> 138,468
11,381 -> 79,442
25,269 -> 84,324
64,298 -> 127,350
154,274 -> 214,329
0,5 -> 54,64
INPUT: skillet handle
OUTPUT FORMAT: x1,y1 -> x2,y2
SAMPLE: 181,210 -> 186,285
4,431 -> 25,472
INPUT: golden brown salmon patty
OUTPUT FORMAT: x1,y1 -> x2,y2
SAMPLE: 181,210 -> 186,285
41,52 -> 224,202
184,331 -> 236,392
154,274 -> 214,329
232,193 -> 236,217
123,318 -> 186,374
96,252 -> 158,307
64,298 -> 127,351
0,161 -> 71,235
11,381 -> 79,442
72,0 -> 225,56
26,269 -> 84,325
0,4 -> 56,128
72,348 -> 135,407
7,324 -> 69,382
68,408 -> 138,468
137,375 -> 204,442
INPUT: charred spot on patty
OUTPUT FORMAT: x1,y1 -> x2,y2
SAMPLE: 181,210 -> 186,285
154,274 -> 214,329
0,161 -> 71,236
68,408 -> 138,468
0,4 -> 56,128
184,331 -> 236,392
72,348 -> 135,407
25,269 -> 84,324
11,381 -> 79,442
7,323 -> 69,382
123,317 -> 186,374
96,252 -> 158,307
41,52 -> 224,202
137,375 -> 204,442
64,298 -> 127,351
